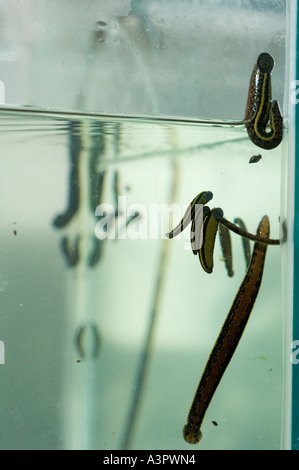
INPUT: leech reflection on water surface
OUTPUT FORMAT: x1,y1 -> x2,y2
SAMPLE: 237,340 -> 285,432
220,217 -> 280,245
198,207 -> 223,274
53,121 -> 109,269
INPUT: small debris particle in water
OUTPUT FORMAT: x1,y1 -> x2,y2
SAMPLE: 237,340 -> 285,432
76,359 -> 81,363
97,20 -> 107,28
249,154 -> 262,164
212,420 -> 218,426
13,230 -> 17,236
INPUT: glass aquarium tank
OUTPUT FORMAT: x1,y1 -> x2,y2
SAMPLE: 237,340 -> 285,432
0,0 -> 295,450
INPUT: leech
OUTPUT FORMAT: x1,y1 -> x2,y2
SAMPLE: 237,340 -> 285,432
233,218 -> 251,267
198,208 -> 223,274
218,223 -> 234,277
244,52 -> 283,149
183,215 -> 270,444
53,122 -> 82,228
60,235 -> 80,267
166,191 -> 213,239
191,206 -> 211,255
220,217 -> 280,245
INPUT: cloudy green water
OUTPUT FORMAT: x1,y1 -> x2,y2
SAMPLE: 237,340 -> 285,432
0,109 -> 284,449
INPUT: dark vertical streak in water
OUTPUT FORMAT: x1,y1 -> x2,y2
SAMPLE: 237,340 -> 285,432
89,124 -> 106,213
88,124 -> 107,267
234,217 -> 251,268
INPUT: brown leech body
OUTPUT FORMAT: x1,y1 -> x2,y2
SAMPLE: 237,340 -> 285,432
244,52 -> 282,150
233,218 -> 251,268
183,215 -> 270,444
219,224 -> 234,277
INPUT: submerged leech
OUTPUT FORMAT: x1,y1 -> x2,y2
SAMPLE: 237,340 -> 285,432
183,215 -> 270,444
234,218 -> 251,268
198,208 -> 223,274
166,191 -> 213,239
220,217 -> 279,245
191,206 -> 211,255
218,223 -> 234,277
244,52 -> 283,149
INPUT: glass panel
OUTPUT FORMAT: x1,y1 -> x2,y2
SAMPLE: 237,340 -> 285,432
0,0 -> 285,119
0,0 -> 289,450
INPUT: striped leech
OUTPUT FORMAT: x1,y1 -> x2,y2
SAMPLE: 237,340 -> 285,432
183,215 -> 271,444
52,122 -> 108,360
244,52 -> 283,149
233,218 -> 251,268
166,191 -> 279,275
166,192 -> 281,443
